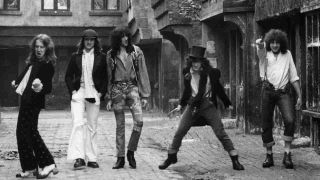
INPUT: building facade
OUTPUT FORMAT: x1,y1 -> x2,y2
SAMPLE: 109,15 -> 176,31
0,0 -> 126,109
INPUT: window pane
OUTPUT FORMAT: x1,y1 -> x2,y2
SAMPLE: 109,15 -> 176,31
6,0 -> 18,10
44,0 -> 54,10
0,0 -> 4,9
57,0 -> 68,10
107,0 -> 118,10
93,0 -> 104,10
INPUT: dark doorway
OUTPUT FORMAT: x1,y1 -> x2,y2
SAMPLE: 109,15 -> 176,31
0,47 -> 22,107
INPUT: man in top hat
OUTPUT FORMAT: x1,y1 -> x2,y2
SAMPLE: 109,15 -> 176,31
158,45 -> 245,170
65,29 -> 107,169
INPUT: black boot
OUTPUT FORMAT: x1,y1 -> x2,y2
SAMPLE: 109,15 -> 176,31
127,150 -> 136,169
112,157 -> 125,169
74,158 -> 86,170
283,152 -> 293,169
230,155 -> 244,170
158,153 -> 177,170
262,153 -> 274,168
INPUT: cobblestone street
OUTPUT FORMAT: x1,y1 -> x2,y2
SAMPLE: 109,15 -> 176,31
0,110 -> 320,180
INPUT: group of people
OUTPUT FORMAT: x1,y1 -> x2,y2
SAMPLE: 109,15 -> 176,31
11,27 -> 301,179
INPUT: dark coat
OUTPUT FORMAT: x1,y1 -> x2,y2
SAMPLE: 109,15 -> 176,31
179,66 -> 232,126
15,61 -> 55,109
180,66 -> 231,109
65,51 -> 108,100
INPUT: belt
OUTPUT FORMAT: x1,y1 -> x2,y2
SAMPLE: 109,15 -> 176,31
113,79 -> 136,85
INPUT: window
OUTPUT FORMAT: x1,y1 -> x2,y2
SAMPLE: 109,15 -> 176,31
305,13 -> 320,112
92,0 -> 119,10
42,0 -> 69,11
0,0 -> 20,10
40,0 -> 71,16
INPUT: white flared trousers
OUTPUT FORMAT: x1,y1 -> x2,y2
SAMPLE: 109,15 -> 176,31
67,87 -> 100,162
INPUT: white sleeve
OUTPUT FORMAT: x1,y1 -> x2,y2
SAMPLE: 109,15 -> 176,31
287,51 -> 299,83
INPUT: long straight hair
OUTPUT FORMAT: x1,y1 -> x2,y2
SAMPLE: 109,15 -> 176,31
76,37 -> 102,55
26,34 -> 57,65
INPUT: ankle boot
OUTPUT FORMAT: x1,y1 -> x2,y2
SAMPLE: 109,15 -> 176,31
112,157 -> 125,169
158,153 -> 177,170
230,155 -> 244,170
127,150 -> 136,169
283,152 -> 293,169
262,153 -> 274,168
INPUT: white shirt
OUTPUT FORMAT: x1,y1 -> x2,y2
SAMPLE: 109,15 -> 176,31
16,66 -> 32,95
81,49 -> 98,99
190,69 -> 211,97
257,48 -> 299,90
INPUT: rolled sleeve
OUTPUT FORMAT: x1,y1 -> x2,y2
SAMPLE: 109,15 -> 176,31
288,52 -> 300,83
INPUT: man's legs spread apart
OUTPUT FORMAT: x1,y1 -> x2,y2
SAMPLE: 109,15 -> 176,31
202,105 -> 244,170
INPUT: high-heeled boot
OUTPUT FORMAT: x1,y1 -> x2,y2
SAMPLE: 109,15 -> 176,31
112,157 -> 125,169
262,153 -> 274,168
158,153 -> 177,170
230,155 -> 245,170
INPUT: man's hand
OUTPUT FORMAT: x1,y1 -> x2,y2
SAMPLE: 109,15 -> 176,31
255,38 -> 265,49
168,105 -> 182,117
141,98 -> 148,108
32,79 -> 43,93
226,105 -> 234,110
295,97 -> 302,110
106,100 -> 112,111
11,80 -> 17,88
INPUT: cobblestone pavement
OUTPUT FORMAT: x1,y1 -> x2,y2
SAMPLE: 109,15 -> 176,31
0,110 -> 320,180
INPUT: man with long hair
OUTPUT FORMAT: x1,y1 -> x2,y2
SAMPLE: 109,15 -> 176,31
105,27 -> 150,169
65,29 -> 107,170
256,29 -> 302,169
11,34 -> 58,179
158,46 -> 244,171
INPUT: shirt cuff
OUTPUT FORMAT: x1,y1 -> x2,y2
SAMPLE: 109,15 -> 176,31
290,77 -> 300,83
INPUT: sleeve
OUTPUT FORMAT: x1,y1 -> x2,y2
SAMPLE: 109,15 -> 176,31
39,62 -> 54,95
179,68 -> 191,107
135,46 -> 151,98
15,64 -> 30,85
105,50 -> 113,101
65,54 -> 76,95
287,51 -> 300,83
256,46 -> 267,79
215,69 -> 232,108
98,53 -> 108,97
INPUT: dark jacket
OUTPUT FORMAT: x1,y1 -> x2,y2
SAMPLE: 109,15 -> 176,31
65,51 -> 108,100
180,66 -> 231,109
15,61 -> 54,109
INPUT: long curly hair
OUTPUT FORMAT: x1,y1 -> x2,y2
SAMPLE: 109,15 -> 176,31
76,36 -> 102,55
264,29 -> 288,54
26,34 -> 57,65
110,26 -> 134,59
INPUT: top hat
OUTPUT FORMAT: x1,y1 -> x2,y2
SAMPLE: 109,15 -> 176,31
189,45 -> 206,60
82,29 -> 98,38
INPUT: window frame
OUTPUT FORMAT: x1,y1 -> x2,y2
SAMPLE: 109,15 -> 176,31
91,0 -> 120,11
1,0 -> 20,11
41,0 -> 70,11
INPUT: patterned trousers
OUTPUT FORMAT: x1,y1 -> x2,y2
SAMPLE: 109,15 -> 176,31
111,82 -> 143,157
16,106 -> 55,171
